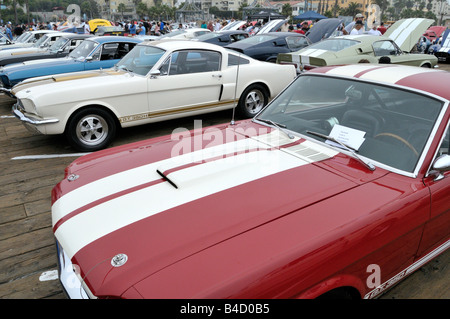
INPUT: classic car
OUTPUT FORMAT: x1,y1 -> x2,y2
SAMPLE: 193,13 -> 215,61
0,32 -> 14,46
192,30 -> 249,46
423,26 -> 447,42
0,30 -> 59,51
219,20 -> 247,31
12,40 -> 296,152
225,32 -> 311,63
92,26 -> 125,36
0,33 -> 92,67
159,28 -> 211,40
435,29 -> 450,62
0,36 -> 142,91
51,64 -> 449,299
277,18 -> 438,73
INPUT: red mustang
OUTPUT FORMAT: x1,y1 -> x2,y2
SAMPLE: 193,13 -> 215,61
52,64 -> 449,299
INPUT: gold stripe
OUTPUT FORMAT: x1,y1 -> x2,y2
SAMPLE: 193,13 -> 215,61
11,51 -> 35,56
119,100 -> 238,123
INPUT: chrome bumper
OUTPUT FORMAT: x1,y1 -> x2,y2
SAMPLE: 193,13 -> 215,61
56,241 -> 91,299
12,102 -> 59,126
0,88 -> 15,99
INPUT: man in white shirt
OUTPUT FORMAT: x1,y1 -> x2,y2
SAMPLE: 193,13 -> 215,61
345,13 -> 364,34
350,20 -> 365,35
368,24 -> 381,36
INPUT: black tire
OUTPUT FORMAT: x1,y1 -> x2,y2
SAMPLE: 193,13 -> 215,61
238,84 -> 269,118
65,107 -> 117,152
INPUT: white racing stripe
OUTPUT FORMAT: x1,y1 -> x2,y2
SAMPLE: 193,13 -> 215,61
357,66 -> 438,84
324,64 -> 381,77
388,18 -> 423,48
55,147 -> 310,259
52,130 -> 295,226
54,129 -> 339,259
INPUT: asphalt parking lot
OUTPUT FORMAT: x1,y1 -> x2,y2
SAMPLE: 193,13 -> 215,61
0,62 -> 449,299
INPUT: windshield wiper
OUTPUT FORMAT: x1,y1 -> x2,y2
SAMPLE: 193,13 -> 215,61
306,130 -> 375,171
257,118 -> 295,139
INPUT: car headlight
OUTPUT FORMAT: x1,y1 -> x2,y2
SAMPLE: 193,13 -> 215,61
18,98 -> 38,115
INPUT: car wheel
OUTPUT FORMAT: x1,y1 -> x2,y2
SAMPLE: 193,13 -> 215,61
65,107 -> 117,152
238,84 -> 268,118
421,63 -> 431,68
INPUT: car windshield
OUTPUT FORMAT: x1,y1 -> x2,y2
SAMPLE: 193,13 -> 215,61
32,34 -> 50,48
160,30 -> 186,38
255,75 -> 444,174
48,37 -> 69,53
236,34 -> 277,44
115,45 -> 165,76
306,38 -> 360,52
69,40 -> 97,60
195,32 -> 219,41
15,32 -> 32,43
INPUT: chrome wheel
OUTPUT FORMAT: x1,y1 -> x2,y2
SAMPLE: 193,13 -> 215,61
76,115 -> 109,146
241,87 -> 267,117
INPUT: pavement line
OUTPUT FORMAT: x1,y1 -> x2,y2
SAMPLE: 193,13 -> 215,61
11,153 -> 90,160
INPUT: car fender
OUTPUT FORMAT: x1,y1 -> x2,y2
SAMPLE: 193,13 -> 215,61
61,99 -> 122,132
294,274 -> 365,299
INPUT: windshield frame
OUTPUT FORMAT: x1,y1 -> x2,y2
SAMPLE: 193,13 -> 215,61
254,72 -> 449,178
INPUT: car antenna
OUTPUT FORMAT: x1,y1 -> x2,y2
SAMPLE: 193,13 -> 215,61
230,52 -> 241,126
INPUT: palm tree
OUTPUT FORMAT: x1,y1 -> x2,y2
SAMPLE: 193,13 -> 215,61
118,3 -> 126,19
371,0 -> 389,21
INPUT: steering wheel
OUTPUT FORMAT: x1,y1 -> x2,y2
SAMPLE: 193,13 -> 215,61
374,133 -> 419,157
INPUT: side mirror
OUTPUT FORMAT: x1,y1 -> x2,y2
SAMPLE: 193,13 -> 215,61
85,56 -> 93,62
149,70 -> 161,78
430,154 -> 450,181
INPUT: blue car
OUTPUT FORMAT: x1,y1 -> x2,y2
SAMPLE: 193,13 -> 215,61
0,36 -> 142,92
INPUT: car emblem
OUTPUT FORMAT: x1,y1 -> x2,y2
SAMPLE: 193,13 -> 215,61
67,174 -> 79,181
111,253 -> 128,267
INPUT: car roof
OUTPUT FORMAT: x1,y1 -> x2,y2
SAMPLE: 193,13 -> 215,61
308,64 -> 450,101
89,35 -> 142,43
141,39 -> 225,51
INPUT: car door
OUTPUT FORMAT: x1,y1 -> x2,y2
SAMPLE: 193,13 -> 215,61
83,42 -> 134,70
147,49 -> 223,116
373,40 -> 415,65
418,121 -> 450,257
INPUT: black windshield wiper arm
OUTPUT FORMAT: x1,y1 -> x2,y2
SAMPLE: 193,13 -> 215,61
257,118 -> 295,139
306,130 -> 375,171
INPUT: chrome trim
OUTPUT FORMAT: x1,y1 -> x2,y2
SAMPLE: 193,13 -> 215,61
56,241 -> 90,299
0,88 -> 16,99
12,102 -> 59,125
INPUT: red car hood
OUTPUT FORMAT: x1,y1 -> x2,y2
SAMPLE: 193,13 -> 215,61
51,121 -> 387,298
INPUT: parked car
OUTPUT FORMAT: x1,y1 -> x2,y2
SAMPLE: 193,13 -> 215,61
12,40 -> 296,152
226,32 -> 311,63
159,28 -> 211,40
0,32 -> 14,46
0,33 -> 92,67
219,20 -> 247,31
51,64 -> 449,299
434,29 -> 450,62
423,25 -> 447,42
277,18 -> 438,72
92,26 -> 125,36
193,30 -> 249,46
0,30 -> 59,51
0,36 -> 142,92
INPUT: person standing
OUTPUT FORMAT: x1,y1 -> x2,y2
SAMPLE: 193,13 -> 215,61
5,23 -> 13,41
129,20 -> 136,35
344,13 -> 364,35
377,22 -> 387,35
350,20 -> 365,35
368,23 -> 381,36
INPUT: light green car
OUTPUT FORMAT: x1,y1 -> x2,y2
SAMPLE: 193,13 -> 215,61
277,18 -> 438,73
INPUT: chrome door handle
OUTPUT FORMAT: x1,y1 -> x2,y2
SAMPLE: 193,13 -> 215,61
212,74 -> 222,78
